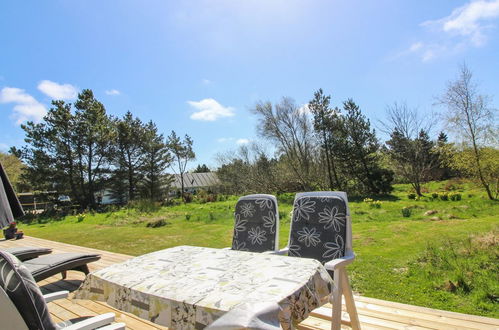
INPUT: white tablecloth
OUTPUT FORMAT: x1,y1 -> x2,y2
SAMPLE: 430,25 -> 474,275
75,246 -> 333,329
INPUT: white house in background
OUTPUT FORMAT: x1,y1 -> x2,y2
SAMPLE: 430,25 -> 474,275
170,172 -> 220,194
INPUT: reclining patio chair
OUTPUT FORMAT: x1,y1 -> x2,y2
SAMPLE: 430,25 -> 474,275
23,252 -> 101,282
279,191 -> 360,330
0,251 -> 125,330
231,194 -> 279,252
2,246 -> 52,261
1,247 -> 99,281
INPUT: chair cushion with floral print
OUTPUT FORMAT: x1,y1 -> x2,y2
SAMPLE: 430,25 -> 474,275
288,195 -> 347,264
0,251 -> 56,330
231,195 -> 278,252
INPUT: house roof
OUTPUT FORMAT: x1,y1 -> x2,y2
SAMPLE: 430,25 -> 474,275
171,172 -> 220,189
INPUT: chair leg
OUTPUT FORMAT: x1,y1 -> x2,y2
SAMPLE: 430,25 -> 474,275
330,270 -> 343,330
340,269 -> 361,330
61,270 -> 67,279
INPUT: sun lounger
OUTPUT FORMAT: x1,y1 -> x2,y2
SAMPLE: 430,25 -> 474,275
22,252 -> 101,282
0,251 -> 124,330
2,246 -> 52,261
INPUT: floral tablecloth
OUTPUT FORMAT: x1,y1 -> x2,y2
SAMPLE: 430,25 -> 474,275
74,246 -> 333,329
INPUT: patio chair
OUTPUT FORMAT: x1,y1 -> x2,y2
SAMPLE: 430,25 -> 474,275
0,251 -> 125,330
231,194 -> 279,252
23,252 -> 101,282
2,246 -> 52,261
279,191 -> 360,330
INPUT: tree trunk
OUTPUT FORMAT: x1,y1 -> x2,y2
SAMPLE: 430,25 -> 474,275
180,173 -> 185,202
472,141 -> 494,200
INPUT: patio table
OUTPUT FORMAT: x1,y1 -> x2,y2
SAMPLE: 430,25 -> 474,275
74,245 -> 333,329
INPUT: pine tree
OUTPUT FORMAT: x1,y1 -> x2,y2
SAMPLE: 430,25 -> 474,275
141,121 -> 172,201
309,89 -> 342,190
111,111 -> 146,202
340,100 -> 393,194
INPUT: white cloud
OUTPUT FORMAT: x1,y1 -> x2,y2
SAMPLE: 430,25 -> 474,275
432,0 -> 499,46
236,138 -> 250,145
404,0 -> 499,62
188,98 -> 235,121
38,80 -> 78,99
0,87 -> 47,124
202,79 -> 212,85
105,89 -> 121,95
297,104 -> 311,115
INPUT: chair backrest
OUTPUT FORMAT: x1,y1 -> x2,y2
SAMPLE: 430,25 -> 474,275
0,251 -> 56,330
231,194 -> 279,252
288,191 -> 353,264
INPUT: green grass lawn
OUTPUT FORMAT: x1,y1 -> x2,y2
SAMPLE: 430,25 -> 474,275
20,180 -> 499,318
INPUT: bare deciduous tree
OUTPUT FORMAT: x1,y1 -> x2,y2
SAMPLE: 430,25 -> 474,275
251,98 -> 317,190
382,102 -> 437,196
438,64 -> 497,200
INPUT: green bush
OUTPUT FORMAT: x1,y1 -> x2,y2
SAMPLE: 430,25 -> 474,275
449,192 -> 462,201
440,193 -> 449,201
432,192 -> 439,199
277,192 -> 295,204
407,193 -> 417,200
77,213 -> 86,222
401,207 -> 412,217
185,214 -> 191,221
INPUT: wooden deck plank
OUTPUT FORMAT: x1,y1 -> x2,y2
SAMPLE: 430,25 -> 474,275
355,297 -> 499,327
2,236 -> 498,330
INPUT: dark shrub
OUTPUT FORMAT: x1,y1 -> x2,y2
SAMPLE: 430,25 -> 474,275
146,219 -> 170,228
401,207 -> 412,217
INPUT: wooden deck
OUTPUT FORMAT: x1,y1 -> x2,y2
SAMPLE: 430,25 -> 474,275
2,236 -> 498,330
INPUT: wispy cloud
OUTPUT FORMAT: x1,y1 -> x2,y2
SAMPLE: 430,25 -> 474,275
425,0 -> 499,46
217,137 -> 250,145
236,138 -> 250,145
105,89 -> 121,95
38,80 -> 78,99
202,79 -> 212,85
404,0 -> 499,61
0,87 -> 47,124
297,104 -> 311,115
188,98 -> 235,121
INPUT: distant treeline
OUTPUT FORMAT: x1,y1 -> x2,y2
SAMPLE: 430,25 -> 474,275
217,65 -> 498,200
12,89 -> 195,208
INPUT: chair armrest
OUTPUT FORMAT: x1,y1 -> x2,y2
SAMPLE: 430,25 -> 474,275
265,246 -> 288,255
94,323 -> 126,330
324,251 -> 355,271
222,247 -> 231,250
63,312 -> 116,330
43,291 -> 69,303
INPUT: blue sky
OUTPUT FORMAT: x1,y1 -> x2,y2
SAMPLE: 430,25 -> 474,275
1,0 -> 498,169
